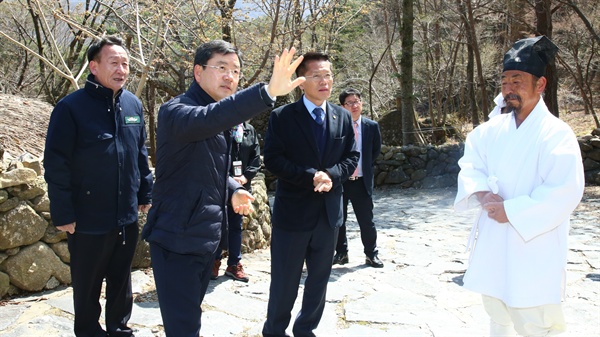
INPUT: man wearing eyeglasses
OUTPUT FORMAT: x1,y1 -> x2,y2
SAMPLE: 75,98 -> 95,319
262,52 -> 359,337
333,88 -> 383,268
142,40 -> 305,337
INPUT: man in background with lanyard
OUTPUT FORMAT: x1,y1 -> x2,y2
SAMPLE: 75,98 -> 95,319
212,121 -> 261,282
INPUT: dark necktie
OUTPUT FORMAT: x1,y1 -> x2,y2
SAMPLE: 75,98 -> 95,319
312,107 -> 326,158
352,121 -> 359,177
314,107 -> 324,125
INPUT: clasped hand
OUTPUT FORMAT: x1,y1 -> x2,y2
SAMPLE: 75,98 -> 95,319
475,191 -> 509,223
313,171 -> 332,193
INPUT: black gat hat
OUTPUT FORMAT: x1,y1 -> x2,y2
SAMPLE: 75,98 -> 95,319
503,35 -> 559,78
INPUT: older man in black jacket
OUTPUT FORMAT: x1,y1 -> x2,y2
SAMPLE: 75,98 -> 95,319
45,35 -> 153,337
142,40 -> 304,337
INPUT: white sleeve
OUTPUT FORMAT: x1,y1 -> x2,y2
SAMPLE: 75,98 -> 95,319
454,126 -> 491,211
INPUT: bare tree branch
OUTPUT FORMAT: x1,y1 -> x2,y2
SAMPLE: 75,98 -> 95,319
0,30 -> 73,83
135,0 -> 168,97
30,0 -> 77,88
558,0 -> 600,44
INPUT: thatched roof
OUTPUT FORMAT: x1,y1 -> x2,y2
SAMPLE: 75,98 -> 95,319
0,94 -> 52,159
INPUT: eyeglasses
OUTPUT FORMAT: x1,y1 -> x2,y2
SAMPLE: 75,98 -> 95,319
305,73 -> 333,81
203,65 -> 241,79
344,100 -> 361,107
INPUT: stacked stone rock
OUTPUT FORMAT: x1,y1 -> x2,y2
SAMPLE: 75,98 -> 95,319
0,153 -> 272,298
579,128 -> 600,185
373,130 -> 600,187
241,173 -> 272,254
0,154 -> 70,298
374,144 -> 463,189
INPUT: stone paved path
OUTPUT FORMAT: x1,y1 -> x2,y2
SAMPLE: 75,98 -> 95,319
1,187 -> 598,337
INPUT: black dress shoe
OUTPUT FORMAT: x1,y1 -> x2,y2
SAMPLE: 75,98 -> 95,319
365,254 -> 384,268
332,252 -> 349,265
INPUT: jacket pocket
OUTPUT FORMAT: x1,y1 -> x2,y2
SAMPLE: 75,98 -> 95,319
185,190 -> 206,228
93,132 -> 114,141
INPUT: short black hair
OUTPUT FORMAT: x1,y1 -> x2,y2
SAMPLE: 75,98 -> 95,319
296,51 -> 330,77
339,88 -> 361,105
87,35 -> 126,62
193,40 -> 243,68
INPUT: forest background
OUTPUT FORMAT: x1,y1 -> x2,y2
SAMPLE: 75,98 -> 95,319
0,0 -> 599,164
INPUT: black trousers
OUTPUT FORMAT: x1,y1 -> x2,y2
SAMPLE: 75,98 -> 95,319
263,213 -> 337,337
336,178 -> 378,257
67,223 -> 138,337
150,243 -> 214,337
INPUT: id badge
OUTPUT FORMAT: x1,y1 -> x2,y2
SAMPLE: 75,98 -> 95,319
233,160 -> 243,176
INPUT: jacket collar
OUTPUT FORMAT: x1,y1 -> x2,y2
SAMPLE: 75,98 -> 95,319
84,73 -> 123,100
185,80 -> 215,105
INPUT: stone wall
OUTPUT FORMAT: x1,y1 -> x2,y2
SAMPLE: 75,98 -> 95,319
241,174 -> 272,253
373,143 -> 462,188
579,130 -> 600,185
372,130 -> 600,188
264,143 -> 463,190
0,154 -> 272,298
266,130 -> 600,189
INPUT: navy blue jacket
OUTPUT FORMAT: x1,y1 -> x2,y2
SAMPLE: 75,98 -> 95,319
142,81 -> 274,255
44,74 -> 153,234
264,98 -> 359,232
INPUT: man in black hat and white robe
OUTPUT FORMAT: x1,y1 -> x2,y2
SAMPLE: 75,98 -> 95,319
454,36 -> 585,336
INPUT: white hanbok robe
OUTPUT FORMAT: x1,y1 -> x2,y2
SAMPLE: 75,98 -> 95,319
454,98 -> 584,308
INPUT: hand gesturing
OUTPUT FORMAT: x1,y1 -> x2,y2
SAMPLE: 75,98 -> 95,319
266,47 -> 306,98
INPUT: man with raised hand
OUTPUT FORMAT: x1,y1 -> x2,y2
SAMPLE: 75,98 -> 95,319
142,40 -> 304,337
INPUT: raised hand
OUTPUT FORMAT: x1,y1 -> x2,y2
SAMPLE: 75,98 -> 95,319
266,47 -> 306,98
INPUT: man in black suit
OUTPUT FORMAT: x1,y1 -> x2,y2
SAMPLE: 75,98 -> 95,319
262,52 -> 359,337
333,88 -> 384,268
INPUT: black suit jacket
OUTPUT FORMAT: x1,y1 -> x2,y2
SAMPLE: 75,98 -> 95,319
264,98 -> 359,231
357,117 -> 382,196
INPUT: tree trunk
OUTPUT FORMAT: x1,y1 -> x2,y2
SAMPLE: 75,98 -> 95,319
535,0 -> 559,117
216,0 -> 237,42
26,0 -> 49,101
467,43 -> 479,126
456,0 -> 479,126
466,0 -> 489,121
400,0 -> 416,145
